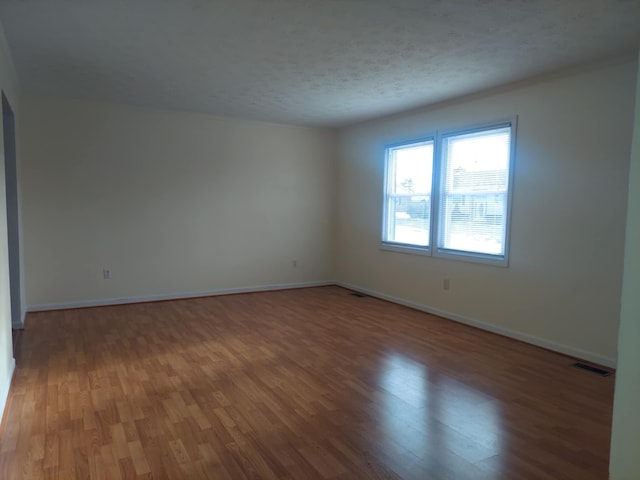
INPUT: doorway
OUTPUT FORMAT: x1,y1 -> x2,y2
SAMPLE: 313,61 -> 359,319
2,91 -> 21,328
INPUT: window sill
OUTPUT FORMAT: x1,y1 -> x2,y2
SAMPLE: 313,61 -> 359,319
380,242 -> 430,256
435,249 -> 509,267
380,242 -> 509,267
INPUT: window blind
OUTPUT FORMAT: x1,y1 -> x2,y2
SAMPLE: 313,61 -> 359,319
438,126 -> 511,256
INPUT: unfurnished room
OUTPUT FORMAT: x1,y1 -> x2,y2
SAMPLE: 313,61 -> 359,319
0,1 -> 639,479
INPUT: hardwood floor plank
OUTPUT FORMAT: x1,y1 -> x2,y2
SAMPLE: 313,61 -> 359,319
0,286 -> 614,479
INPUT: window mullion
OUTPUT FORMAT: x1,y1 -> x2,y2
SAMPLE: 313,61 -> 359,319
431,132 -> 444,254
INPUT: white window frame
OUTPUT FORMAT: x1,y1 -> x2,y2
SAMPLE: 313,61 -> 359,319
381,117 -> 517,267
381,136 -> 435,256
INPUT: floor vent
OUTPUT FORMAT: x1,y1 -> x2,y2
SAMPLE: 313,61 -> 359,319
571,362 -> 612,377
349,292 -> 367,298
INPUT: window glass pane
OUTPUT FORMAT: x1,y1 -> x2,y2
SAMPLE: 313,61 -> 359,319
385,141 -> 433,247
439,127 -> 511,256
388,195 -> 431,246
393,143 -> 433,194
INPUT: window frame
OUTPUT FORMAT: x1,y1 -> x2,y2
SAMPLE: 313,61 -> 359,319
380,117 -> 517,267
380,136 -> 436,255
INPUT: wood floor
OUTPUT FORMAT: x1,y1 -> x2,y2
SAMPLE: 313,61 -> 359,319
0,286 -> 614,479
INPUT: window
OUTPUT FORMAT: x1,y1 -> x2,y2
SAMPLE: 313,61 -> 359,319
382,139 -> 434,250
382,120 -> 516,266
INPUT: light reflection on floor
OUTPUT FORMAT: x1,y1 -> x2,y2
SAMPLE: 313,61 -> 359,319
378,353 -> 503,475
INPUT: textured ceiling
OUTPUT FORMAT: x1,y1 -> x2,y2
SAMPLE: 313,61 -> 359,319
1,0 -> 639,127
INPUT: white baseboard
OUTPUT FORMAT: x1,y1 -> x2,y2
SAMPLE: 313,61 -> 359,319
337,282 -> 617,369
0,357 -> 16,424
11,309 -> 26,329
26,280 -> 616,368
27,281 -> 334,312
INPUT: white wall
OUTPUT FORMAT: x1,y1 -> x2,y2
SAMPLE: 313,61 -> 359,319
336,59 -> 638,366
610,51 -> 640,480
0,22 -> 19,419
20,98 -> 337,307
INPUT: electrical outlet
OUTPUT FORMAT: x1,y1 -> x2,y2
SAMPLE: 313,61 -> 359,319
103,268 -> 112,280
443,278 -> 450,290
